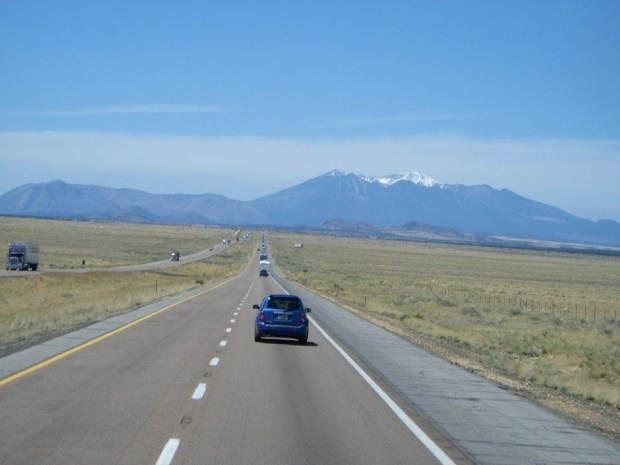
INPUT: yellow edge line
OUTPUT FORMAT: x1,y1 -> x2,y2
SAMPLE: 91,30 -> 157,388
0,276 -> 236,387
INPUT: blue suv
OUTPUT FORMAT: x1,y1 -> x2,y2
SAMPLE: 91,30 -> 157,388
254,294 -> 311,344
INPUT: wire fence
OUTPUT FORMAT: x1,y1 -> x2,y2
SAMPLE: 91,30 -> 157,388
412,282 -> 619,322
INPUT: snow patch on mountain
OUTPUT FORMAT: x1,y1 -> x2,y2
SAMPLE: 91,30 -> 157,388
327,169 -> 440,187
363,172 -> 440,187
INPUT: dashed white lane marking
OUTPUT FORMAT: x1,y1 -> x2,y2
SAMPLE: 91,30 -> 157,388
156,438 -> 180,465
230,319 -> 236,324
209,357 -> 220,366
233,312 -> 238,316
192,383 -> 207,400
237,307 -> 241,311
226,328 -> 232,333
220,340 -> 227,347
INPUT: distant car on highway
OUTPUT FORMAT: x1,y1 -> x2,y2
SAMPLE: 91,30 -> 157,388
254,294 -> 311,344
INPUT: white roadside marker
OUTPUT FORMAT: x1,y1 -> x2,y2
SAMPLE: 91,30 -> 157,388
155,438 -> 180,465
192,383 -> 207,400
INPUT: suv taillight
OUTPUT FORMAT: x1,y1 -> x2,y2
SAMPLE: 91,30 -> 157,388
260,310 -> 265,321
300,312 -> 306,323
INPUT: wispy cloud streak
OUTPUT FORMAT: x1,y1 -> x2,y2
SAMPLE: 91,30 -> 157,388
17,104 -> 227,116
318,113 -> 476,128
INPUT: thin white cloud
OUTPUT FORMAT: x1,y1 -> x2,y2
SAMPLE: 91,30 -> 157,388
317,113 -> 476,129
16,104 -> 227,116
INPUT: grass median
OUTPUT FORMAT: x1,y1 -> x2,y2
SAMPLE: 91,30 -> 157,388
1,216 -> 238,269
0,217 -> 255,355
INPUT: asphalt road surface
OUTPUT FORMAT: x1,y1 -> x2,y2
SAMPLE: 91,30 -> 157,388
0,256 -> 461,465
1,248 -> 618,464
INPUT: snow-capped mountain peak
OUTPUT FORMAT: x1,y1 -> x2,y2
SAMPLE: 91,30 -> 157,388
327,169 -> 349,177
360,172 -> 440,188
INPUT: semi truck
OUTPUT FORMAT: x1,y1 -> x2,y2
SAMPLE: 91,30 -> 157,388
259,260 -> 270,277
5,242 -> 40,271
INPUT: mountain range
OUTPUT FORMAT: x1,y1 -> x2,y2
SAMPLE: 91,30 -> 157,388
1,169 -> 618,247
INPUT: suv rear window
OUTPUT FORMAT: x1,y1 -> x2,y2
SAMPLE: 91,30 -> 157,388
266,298 -> 300,311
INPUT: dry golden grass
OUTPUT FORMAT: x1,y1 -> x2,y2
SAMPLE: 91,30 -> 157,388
1,216 -> 237,268
268,233 -> 620,407
0,217 -> 255,354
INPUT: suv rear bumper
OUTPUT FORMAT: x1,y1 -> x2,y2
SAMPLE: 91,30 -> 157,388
256,322 -> 308,339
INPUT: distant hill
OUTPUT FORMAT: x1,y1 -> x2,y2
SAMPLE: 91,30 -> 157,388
0,180 -> 269,225
1,171 -> 619,247
323,218 -> 377,231
249,170 -> 620,246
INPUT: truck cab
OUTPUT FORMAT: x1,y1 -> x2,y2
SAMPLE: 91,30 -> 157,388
6,242 -> 40,271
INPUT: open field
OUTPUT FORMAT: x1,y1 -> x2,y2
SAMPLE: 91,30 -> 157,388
1,216 -> 238,269
1,218 -> 618,438
268,233 -> 620,435
0,217 -> 254,355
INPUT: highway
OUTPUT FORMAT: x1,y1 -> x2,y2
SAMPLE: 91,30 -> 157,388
0,240 -> 232,277
0,247 -> 618,464
0,254 -> 460,465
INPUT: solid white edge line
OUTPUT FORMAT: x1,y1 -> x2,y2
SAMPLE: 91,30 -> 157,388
192,383 -> 207,400
311,319 -> 456,465
155,438 -> 180,465
274,280 -> 456,465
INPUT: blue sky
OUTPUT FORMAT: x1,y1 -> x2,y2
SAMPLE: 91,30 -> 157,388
1,1 -> 619,222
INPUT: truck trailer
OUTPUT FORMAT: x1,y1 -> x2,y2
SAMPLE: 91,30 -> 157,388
259,260 -> 270,277
5,242 -> 40,271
